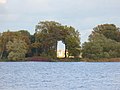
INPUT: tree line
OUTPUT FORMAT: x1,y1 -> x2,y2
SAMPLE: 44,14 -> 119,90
0,21 -> 120,61
0,21 -> 80,61
82,24 -> 120,60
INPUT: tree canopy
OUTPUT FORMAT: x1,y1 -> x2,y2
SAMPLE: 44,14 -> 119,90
92,24 -> 120,42
35,21 -> 81,58
1,22 -> 120,61
82,24 -> 120,60
0,30 -> 31,60
7,39 -> 28,61
0,21 -> 81,61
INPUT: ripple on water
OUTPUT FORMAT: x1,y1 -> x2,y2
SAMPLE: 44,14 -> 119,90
0,62 -> 120,90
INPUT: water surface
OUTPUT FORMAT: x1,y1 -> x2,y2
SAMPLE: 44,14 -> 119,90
0,62 -> 120,90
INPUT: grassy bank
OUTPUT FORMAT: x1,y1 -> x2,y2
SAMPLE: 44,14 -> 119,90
81,58 -> 120,62
0,57 -> 81,62
1,57 -> 120,62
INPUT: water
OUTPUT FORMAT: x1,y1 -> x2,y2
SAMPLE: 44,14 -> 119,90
0,62 -> 120,90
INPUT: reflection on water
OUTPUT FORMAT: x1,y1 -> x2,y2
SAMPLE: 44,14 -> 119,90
0,62 -> 120,90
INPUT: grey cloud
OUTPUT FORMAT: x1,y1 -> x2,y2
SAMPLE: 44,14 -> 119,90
0,0 -> 120,42
0,4 -> 7,14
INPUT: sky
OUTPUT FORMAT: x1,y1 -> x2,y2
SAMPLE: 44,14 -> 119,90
0,0 -> 120,43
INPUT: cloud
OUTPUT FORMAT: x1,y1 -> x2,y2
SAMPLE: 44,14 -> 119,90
0,0 -> 120,43
0,0 -> 7,15
5,0 -> 120,15
0,0 -> 7,4
0,6 -> 6,15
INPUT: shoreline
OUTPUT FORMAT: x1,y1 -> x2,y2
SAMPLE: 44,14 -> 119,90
1,58 -> 120,62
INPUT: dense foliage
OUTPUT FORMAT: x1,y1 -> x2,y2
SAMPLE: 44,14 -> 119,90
7,39 -> 28,61
0,30 -> 31,60
34,21 -> 81,58
82,24 -> 120,60
1,22 -> 120,61
92,24 -> 120,42
0,21 -> 81,61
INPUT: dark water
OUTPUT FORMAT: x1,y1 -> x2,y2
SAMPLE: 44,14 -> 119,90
0,62 -> 120,90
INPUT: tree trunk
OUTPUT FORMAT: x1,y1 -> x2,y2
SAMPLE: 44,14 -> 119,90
65,44 -> 67,58
35,48 -> 38,56
0,44 -> 5,60
55,41 -> 57,58
0,51 -> 4,60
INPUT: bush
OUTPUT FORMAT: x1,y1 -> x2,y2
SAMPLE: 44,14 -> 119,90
8,52 -> 25,61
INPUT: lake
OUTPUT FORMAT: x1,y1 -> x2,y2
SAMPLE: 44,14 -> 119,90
0,62 -> 120,90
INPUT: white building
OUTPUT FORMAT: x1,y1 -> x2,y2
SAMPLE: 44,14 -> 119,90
57,41 -> 65,58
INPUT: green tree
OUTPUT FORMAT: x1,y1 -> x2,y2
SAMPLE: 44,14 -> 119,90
6,39 -> 28,61
92,24 -> 120,42
35,21 -> 81,58
35,21 -> 63,58
18,30 -> 31,56
0,30 -> 31,60
0,30 -> 13,59
64,26 -> 81,57
82,24 -> 120,60
82,33 -> 120,59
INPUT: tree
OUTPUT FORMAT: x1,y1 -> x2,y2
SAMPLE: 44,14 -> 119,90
0,30 -> 31,60
82,24 -> 120,60
92,24 -> 120,42
0,30 -> 13,59
18,30 -> 31,56
35,21 -> 62,57
82,33 -> 120,59
35,21 -> 81,58
64,26 -> 81,57
6,39 -> 28,61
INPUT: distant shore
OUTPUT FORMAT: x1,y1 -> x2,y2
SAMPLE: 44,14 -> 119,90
81,58 -> 120,62
1,57 -> 120,62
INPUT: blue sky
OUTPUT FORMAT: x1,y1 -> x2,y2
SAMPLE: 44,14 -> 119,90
0,0 -> 120,43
